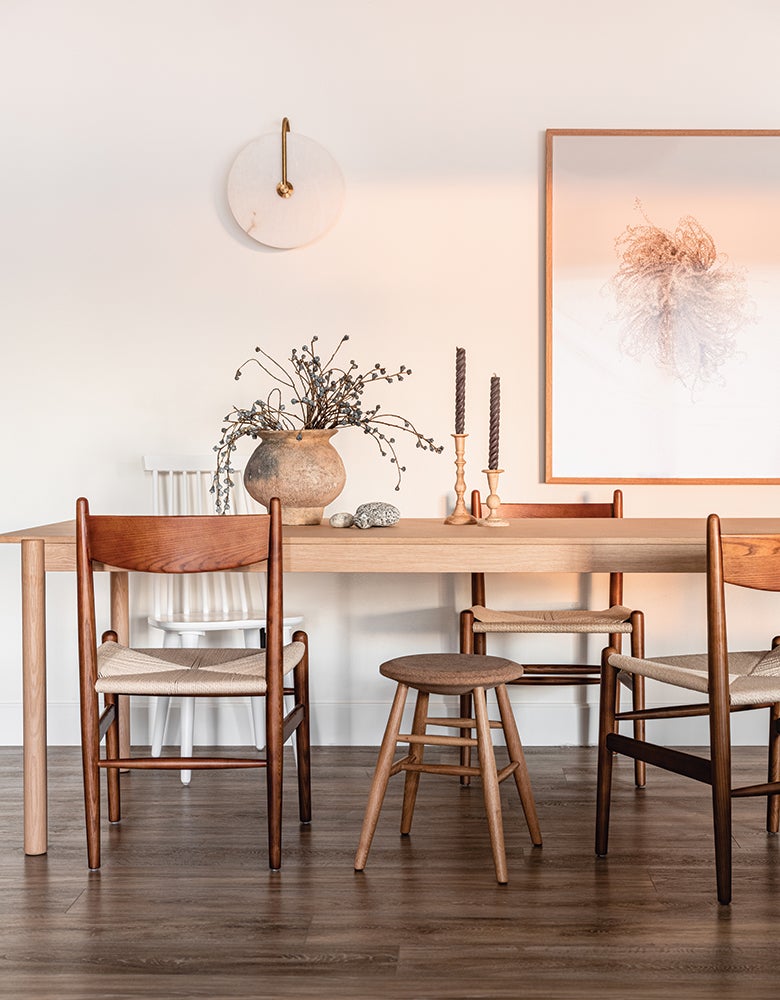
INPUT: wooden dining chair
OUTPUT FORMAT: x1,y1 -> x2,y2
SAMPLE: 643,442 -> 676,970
143,456 -> 304,783
460,489 -> 646,785
596,513 -> 780,904
75,495 -> 311,871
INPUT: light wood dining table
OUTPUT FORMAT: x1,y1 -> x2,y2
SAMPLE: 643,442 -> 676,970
3,513 -> 780,856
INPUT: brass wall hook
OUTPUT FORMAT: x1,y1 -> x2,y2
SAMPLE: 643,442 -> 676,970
276,117 -> 294,198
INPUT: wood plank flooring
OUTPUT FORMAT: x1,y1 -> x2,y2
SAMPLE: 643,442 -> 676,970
1,744 -> 780,999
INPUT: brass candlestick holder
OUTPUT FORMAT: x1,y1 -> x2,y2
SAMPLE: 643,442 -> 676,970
480,468 -> 509,526
444,433 -> 477,525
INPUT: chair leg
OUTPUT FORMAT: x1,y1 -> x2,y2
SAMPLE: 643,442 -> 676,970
250,697 -> 265,751
630,613 -> 646,788
355,683 -> 409,872
266,685 -> 285,872
104,693 -> 121,824
595,647 -> 620,858
248,625 -> 298,758
150,696 -> 169,757
473,686 -> 508,884
768,703 -> 780,834
710,687 -> 733,906
179,697 -> 195,786
245,627 -> 266,751
494,684 -> 542,846
251,693 -> 296,756
165,631 -> 200,784
400,691 -> 430,835
292,632 -> 312,825
631,675 -> 646,789
711,779 -> 732,905
80,686 -> 101,870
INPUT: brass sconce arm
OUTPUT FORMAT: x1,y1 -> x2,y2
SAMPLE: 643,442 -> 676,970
276,117 -> 294,198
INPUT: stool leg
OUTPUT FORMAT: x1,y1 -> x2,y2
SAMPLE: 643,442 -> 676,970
473,686 -> 508,884
354,682 -> 409,872
458,693 -> 473,786
459,611 -> 475,784
400,690 -> 429,835
495,684 -> 542,846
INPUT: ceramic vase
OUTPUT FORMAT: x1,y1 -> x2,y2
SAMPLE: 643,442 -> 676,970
243,428 -> 346,525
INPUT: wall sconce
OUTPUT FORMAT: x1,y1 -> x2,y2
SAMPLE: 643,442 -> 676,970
227,118 -> 345,249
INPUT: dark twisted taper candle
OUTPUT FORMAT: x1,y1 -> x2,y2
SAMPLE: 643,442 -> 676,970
455,347 -> 466,434
488,374 -> 500,469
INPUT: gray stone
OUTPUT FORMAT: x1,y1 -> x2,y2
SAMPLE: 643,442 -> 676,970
329,511 -> 355,528
353,502 -> 400,529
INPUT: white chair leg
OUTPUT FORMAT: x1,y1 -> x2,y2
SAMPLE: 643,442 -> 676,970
249,694 -> 297,756
179,697 -> 194,786
250,696 -> 265,751
243,628 -> 266,750
243,627 -> 262,648
151,629 -> 182,756
281,625 -> 298,763
150,697 -> 169,757
176,631 -> 201,786
246,625 -> 298,758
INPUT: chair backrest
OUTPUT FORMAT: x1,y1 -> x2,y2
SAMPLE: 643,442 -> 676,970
717,523 -> 780,593
142,455 -> 264,619
469,489 -> 624,607
76,496 -> 286,688
143,455 -> 261,516
82,511 -> 271,574
469,489 -> 622,522
707,513 -> 780,701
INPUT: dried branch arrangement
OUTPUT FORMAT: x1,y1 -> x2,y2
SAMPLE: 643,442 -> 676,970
213,335 -> 443,512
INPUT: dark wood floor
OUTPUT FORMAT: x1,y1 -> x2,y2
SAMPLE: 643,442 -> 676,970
2,744 -> 780,999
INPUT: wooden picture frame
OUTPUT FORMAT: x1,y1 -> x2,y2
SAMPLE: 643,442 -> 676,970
545,129 -> 780,484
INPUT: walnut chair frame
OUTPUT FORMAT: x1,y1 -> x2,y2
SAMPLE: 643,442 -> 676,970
143,455 -> 304,784
460,489 -> 645,785
596,513 -> 780,904
76,495 -> 311,871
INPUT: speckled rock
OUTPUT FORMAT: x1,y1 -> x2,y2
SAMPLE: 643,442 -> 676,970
329,511 -> 355,528
353,502 -> 400,529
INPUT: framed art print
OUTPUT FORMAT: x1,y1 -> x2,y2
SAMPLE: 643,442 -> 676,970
545,129 -> 780,483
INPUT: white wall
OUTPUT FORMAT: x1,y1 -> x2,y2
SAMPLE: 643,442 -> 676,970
3,0 -> 780,747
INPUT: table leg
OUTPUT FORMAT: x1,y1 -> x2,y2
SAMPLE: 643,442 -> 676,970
110,571 -> 131,758
22,539 -> 47,856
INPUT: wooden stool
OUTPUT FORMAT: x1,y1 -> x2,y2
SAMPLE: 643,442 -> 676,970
354,653 -> 542,883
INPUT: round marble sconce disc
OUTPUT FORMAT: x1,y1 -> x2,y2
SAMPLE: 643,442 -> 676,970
227,132 -> 345,249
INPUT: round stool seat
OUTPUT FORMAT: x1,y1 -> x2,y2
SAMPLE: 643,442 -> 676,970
379,653 -> 523,695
